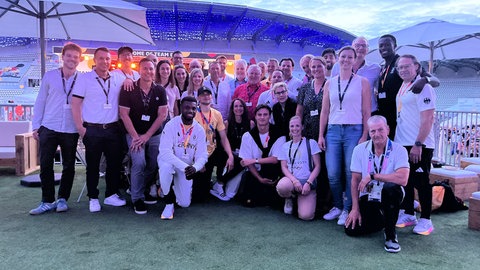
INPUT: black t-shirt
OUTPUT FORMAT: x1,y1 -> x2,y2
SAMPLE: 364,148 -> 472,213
119,81 -> 167,136
377,54 -> 402,137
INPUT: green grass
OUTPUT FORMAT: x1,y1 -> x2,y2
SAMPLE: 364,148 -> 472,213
1,166 -> 479,270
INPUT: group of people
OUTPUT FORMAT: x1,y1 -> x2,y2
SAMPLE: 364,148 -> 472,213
30,33 -> 439,253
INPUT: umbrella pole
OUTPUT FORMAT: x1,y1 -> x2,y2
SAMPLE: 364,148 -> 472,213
39,1 -> 46,77
429,41 -> 434,73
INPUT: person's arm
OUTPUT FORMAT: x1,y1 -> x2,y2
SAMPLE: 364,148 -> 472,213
219,129 -> 234,171
302,152 -> 321,195
192,127 -> 209,172
318,81 -> 330,150
411,71 -> 440,93
32,74 -> 49,140
345,172 -> 362,229
71,96 -> 86,138
359,78 -> 372,144
158,123 -> 189,171
295,104 -> 304,121
371,167 -> 409,187
409,109 -> 434,163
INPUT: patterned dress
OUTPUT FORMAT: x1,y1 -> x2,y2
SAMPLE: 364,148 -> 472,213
297,79 -> 325,140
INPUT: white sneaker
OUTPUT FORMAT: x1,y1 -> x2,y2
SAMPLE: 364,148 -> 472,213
89,199 -> 101,212
161,203 -> 174,220
413,218 -> 434,235
323,207 -> 342,220
210,183 -> 230,201
104,194 -> 126,207
396,210 -> 418,228
284,198 -> 293,215
337,210 -> 349,225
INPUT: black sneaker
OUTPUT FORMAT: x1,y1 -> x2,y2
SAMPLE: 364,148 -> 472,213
384,234 -> 401,253
144,194 -> 157,205
134,200 -> 147,215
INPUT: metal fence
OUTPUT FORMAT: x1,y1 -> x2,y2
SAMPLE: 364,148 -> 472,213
434,110 -> 480,166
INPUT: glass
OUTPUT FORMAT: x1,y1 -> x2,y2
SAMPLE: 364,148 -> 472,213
397,64 -> 414,71
275,90 -> 287,95
354,44 -> 367,48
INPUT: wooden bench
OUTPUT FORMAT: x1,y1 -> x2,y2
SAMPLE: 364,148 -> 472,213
0,121 -> 39,175
429,167 -> 479,201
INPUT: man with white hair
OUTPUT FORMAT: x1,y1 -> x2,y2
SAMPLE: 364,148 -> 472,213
229,59 -> 248,96
233,64 -> 269,120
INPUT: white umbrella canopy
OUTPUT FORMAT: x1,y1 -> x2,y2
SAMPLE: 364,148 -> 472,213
367,18 -> 480,72
0,0 -> 154,75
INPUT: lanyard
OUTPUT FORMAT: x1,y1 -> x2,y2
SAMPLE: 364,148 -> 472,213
234,79 -> 245,89
288,138 -> 303,173
95,76 -> 111,104
122,70 -> 136,81
380,64 -> 391,89
312,78 -> 326,95
247,84 -> 260,102
209,80 -> 219,101
337,73 -> 354,110
181,123 -> 194,153
60,69 -> 77,104
368,139 -> 392,175
396,80 -> 414,114
198,108 -> 215,133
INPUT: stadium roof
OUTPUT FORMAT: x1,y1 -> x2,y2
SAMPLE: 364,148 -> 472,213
126,0 -> 356,55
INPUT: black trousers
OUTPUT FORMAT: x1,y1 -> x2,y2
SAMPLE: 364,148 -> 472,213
38,126 -> 79,202
238,164 -> 282,208
83,125 -> 124,199
345,182 -> 404,240
402,146 -> 434,219
191,147 -> 225,203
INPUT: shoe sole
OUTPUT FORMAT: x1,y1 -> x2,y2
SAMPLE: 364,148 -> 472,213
29,209 -> 55,215
396,221 -> 417,228
161,214 -> 173,220
104,202 -> 126,207
413,228 -> 434,235
135,210 -> 147,215
56,208 -> 68,213
89,208 -> 101,213
384,246 -> 401,253
144,201 -> 157,205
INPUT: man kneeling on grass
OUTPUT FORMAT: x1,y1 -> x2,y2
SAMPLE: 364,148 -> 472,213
344,116 -> 409,253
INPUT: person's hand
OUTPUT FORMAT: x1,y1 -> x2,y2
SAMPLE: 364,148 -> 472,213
358,135 -> 367,144
259,177 -> 275,186
345,209 -> 361,229
318,136 -> 326,151
301,182 -> 311,195
358,175 -> 372,192
226,155 -> 234,171
293,180 -> 303,193
32,129 -> 39,141
411,77 -> 427,94
409,145 -> 422,164
240,158 -> 256,167
122,78 -> 135,91
185,165 -> 196,178
78,127 -> 86,138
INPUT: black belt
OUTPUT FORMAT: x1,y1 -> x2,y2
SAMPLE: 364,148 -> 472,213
83,121 -> 119,129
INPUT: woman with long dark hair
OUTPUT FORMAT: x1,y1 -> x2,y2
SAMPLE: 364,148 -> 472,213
155,60 -> 180,118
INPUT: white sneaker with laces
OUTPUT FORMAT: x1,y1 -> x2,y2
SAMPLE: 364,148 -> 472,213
161,203 -> 174,220
89,199 -> 101,212
284,198 -> 293,215
337,210 -> 349,225
104,194 -> 126,207
323,207 -> 342,220
210,183 -> 230,201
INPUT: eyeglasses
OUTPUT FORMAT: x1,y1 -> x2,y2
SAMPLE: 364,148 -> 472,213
354,44 -> 368,48
275,90 -> 287,96
397,64 -> 414,71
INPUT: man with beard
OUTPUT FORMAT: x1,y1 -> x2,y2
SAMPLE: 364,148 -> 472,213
322,48 -> 337,78
157,96 -> 208,219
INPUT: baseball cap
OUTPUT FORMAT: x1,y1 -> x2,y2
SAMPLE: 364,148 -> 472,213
197,86 -> 212,95
118,46 -> 133,56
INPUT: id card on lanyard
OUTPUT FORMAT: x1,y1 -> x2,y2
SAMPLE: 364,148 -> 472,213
366,139 -> 392,202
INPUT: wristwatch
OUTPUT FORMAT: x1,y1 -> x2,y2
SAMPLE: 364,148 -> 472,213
255,158 -> 259,164
370,173 -> 375,181
414,141 -> 423,147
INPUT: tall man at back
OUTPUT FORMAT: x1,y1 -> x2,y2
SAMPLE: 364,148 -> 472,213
29,43 -> 82,215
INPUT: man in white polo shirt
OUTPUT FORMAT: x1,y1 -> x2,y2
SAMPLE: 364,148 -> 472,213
71,47 -> 127,212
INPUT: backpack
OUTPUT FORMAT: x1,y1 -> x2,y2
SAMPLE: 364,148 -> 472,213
432,180 -> 469,213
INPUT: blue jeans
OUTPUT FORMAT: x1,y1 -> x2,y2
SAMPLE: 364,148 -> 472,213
325,124 -> 363,211
126,133 -> 160,202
